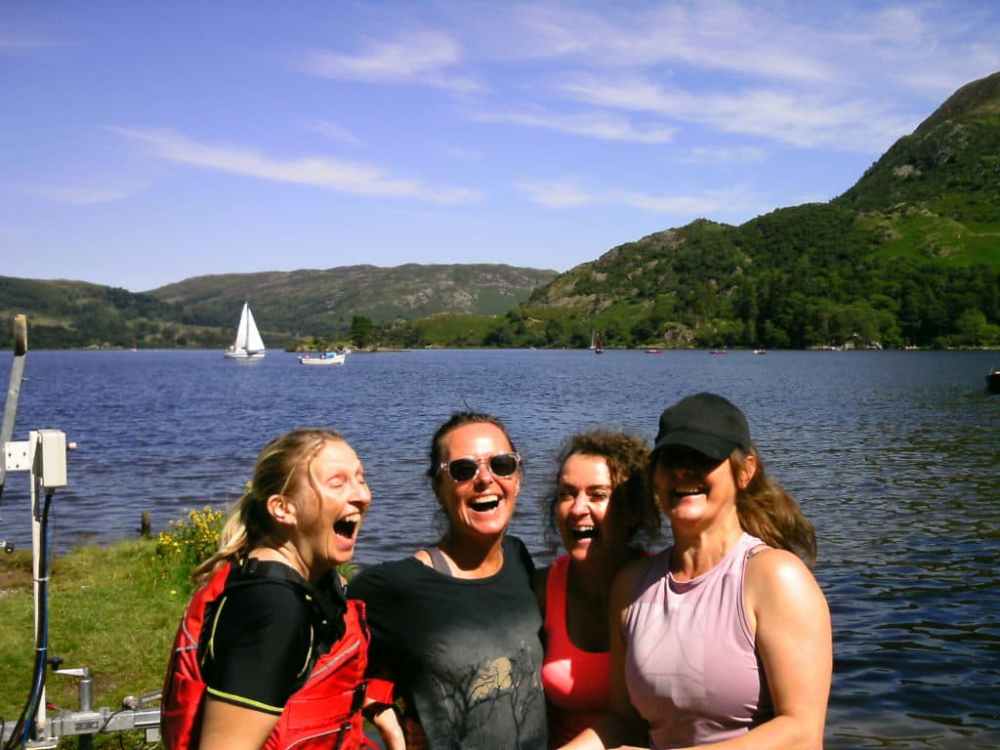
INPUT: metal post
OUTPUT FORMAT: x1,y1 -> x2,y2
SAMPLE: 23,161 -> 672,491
30,432 -> 47,740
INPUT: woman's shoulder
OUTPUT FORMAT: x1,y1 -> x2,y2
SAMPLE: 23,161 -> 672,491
347,557 -> 423,599
744,547 -> 824,611
610,554 -> 659,610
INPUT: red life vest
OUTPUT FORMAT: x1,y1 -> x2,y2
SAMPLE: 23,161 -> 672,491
160,562 -> 373,750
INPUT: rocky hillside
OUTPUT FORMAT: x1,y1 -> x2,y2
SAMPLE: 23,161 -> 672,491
150,264 -> 556,335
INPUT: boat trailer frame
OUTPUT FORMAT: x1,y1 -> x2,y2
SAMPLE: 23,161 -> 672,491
0,316 -> 162,749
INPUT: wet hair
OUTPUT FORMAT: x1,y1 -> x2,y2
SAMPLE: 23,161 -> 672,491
651,444 -> 817,567
548,430 -> 659,546
193,428 -> 345,583
426,411 -> 520,493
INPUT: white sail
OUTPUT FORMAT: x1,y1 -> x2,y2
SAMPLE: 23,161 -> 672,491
243,305 -> 265,353
232,303 -> 250,351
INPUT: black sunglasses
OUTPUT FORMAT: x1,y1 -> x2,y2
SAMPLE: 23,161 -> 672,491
439,452 -> 521,482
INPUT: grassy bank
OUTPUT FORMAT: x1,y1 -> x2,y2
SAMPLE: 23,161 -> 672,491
0,540 -> 186,745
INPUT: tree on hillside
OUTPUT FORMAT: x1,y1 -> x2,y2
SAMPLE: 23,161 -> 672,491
350,315 -> 374,348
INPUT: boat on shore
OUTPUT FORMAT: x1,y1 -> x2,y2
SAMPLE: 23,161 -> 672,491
987,369 -> 1000,393
224,302 -> 266,359
299,351 -> 347,366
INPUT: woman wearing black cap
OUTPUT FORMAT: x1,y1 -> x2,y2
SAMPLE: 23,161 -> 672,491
560,393 -> 831,750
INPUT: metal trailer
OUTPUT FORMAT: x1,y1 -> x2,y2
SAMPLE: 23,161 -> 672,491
1,315 -> 162,749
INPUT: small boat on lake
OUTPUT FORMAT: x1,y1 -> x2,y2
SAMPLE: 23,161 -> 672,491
753,349 -> 767,355
299,351 -> 347,366
987,369 -> 1000,393
591,330 -> 605,354
224,302 -> 266,359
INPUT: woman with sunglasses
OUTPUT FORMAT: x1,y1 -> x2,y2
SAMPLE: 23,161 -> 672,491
535,430 -> 658,748
561,393 -> 831,750
349,412 -> 548,749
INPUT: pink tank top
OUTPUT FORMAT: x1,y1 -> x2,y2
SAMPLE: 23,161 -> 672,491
622,533 -> 773,749
541,555 -> 612,747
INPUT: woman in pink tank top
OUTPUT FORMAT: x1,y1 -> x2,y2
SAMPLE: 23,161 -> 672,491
533,431 -> 660,748
560,393 -> 831,750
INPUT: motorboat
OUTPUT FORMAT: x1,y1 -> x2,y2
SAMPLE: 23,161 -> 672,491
987,369 -> 1000,393
299,351 -> 347,366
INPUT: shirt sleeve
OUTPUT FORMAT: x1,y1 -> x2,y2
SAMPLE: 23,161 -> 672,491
348,567 -> 401,693
513,535 -> 536,575
201,582 -> 312,714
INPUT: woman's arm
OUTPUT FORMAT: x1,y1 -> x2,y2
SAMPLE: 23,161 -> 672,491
681,548 -> 832,750
559,559 -> 649,750
198,697 -> 280,750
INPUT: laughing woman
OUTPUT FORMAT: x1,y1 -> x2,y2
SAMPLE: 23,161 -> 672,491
534,430 -> 658,747
161,429 -> 376,750
349,412 -> 548,749
563,393 -> 831,750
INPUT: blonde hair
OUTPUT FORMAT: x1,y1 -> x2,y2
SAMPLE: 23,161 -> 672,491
193,428 -> 344,583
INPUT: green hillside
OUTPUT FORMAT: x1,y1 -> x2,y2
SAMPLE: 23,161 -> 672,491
495,71 -> 1000,350
0,264 -> 555,349
149,264 -> 556,336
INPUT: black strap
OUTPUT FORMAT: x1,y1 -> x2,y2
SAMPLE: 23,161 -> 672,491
426,547 -> 452,576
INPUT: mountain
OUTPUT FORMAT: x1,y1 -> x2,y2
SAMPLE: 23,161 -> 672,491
515,72 -> 1000,350
0,263 -> 556,349
149,264 -> 557,335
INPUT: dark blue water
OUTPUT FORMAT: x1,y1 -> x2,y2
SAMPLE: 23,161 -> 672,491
1,348 -> 998,748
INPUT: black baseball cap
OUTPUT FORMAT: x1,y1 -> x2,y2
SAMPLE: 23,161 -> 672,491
653,392 -> 751,461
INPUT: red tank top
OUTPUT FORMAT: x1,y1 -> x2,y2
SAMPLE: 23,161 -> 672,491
541,555 -> 612,747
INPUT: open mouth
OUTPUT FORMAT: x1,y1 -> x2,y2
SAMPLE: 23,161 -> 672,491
470,495 -> 501,513
570,526 -> 598,541
333,515 -> 361,538
670,487 -> 706,503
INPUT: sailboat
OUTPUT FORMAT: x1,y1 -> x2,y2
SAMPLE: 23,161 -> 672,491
593,330 -> 605,354
224,302 -> 266,359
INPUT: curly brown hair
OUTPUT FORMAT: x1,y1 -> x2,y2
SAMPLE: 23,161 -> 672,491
548,429 -> 659,545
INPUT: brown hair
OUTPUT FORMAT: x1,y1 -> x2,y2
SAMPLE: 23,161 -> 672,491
651,444 -> 817,567
549,430 -> 659,544
426,411 -> 520,491
193,428 -> 345,583
729,447 -> 817,567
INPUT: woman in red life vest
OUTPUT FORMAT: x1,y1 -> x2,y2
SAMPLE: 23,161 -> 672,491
533,430 -> 658,747
161,428 -> 392,750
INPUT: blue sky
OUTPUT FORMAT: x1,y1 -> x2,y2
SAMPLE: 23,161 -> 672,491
2,1 -> 998,291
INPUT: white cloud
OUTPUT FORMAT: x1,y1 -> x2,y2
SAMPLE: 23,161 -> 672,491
474,110 -> 675,144
0,33 -> 57,51
27,183 -> 144,205
114,128 -> 480,205
559,75 -> 919,152
509,2 -> 837,83
303,120 -> 362,146
298,31 -> 481,92
681,146 -> 766,164
516,177 -> 768,219
516,179 -> 595,208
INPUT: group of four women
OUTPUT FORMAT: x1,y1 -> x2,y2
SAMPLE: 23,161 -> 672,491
161,392 -> 832,750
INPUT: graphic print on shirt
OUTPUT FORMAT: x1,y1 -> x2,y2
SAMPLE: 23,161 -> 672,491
427,642 -> 543,750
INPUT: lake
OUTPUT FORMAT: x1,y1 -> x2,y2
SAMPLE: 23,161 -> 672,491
1,348 -> 998,748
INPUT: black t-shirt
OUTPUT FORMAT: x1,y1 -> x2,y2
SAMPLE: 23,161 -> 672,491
199,560 -> 347,714
348,535 -> 548,750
